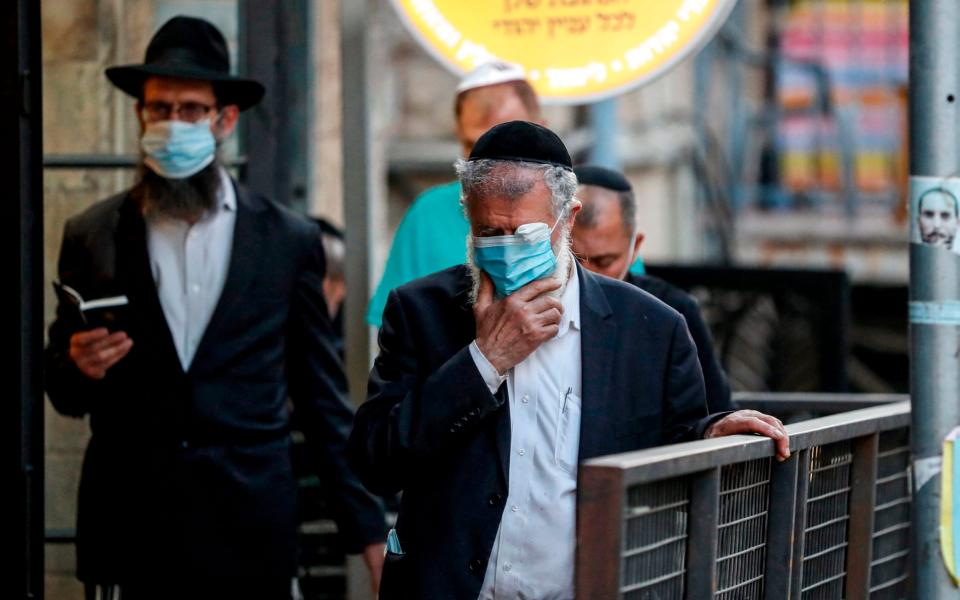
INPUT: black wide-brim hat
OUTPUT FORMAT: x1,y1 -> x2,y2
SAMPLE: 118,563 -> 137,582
106,16 -> 264,110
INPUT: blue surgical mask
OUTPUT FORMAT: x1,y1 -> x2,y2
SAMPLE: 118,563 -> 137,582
141,119 -> 216,179
473,217 -> 561,297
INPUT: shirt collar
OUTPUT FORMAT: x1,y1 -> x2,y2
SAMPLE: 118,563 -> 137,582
556,259 -> 581,337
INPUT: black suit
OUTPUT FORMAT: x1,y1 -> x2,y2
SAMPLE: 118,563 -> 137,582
348,264 -> 720,600
45,182 -> 384,587
625,273 -> 736,413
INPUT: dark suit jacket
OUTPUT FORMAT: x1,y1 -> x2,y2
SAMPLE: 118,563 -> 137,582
45,182 -> 384,583
348,264 -> 720,600
626,273 -> 736,413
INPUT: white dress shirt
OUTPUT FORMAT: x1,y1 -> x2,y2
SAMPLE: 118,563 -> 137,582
146,168 -> 236,370
471,267 -> 582,600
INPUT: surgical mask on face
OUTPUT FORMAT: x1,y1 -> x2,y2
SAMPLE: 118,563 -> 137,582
473,216 -> 562,297
141,119 -> 216,179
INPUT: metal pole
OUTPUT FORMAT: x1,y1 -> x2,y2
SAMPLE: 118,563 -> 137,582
587,99 -> 619,169
341,0 -> 373,406
341,1 -> 375,597
909,2 -> 960,597
240,0 -> 311,210
2,0 -> 44,597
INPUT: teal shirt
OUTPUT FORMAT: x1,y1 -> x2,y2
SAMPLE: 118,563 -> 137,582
367,182 -> 470,326
365,180 -> 646,327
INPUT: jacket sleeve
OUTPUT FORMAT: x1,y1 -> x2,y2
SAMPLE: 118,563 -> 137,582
286,231 -> 386,553
44,219 -> 107,417
348,288 -> 507,496
677,297 -> 736,413
661,315 -> 729,443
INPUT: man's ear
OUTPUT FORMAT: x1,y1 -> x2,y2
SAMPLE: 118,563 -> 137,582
632,232 -> 645,255
566,199 -> 582,227
213,104 -> 240,140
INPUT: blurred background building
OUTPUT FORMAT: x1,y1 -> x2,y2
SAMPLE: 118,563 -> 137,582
40,0 -> 910,597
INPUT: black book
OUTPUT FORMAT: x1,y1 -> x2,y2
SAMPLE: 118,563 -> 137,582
53,282 -> 129,331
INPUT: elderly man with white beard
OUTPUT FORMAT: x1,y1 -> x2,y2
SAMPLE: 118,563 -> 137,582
348,120 -> 790,600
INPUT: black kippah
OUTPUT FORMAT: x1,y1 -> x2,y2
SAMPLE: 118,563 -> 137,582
468,121 -> 573,171
573,164 -> 632,192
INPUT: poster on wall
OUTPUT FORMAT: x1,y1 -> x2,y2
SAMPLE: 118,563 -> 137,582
389,0 -> 738,104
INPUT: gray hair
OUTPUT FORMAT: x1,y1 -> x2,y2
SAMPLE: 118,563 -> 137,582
455,158 -> 578,218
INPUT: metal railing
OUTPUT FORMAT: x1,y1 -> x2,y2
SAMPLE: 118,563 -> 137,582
734,392 -> 907,423
576,401 -> 911,599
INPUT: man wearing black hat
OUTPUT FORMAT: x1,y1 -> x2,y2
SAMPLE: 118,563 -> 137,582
570,164 -> 736,413
348,121 -> 789,599
44,16 -> 385,599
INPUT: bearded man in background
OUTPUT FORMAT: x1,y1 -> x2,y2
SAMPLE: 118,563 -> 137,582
44,16 -> 385,599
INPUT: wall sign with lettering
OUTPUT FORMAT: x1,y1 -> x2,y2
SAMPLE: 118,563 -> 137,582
389,0 -> 737,104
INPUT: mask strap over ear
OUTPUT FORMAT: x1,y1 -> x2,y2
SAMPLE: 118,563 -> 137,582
211,110 -> 226,143
550,201 -> 573,234
619,230 -> 640,280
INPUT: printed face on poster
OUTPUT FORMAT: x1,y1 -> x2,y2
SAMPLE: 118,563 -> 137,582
911,175 -> 960,254
389,0 -> 738,104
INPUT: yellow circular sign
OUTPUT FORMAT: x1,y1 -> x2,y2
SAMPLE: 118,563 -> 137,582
389,0 -> 737,104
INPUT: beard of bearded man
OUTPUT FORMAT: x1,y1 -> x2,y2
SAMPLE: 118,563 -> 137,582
467,221 -> 574,306
134,157 -> 223,221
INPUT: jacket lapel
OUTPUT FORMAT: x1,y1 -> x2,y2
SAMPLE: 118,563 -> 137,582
189,182 -> 267,371
577,265 -> 615,461
114,193 -> 184,376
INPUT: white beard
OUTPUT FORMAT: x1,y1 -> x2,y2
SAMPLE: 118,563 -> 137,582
467,224 -> 574,305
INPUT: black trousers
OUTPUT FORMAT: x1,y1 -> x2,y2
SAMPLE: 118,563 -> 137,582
84,578 -> 293,600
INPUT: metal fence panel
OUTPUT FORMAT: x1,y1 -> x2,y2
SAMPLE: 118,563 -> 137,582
869,428 -> 911,599
621,477 -> 690,598
577,401 -> 913,600
716,458 -> 771,599
801,440 -> 854,599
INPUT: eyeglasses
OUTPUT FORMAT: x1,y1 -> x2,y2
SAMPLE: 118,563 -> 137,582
141,101 -> 217,123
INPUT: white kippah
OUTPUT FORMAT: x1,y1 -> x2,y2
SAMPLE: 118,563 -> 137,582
456,60 -> 527,94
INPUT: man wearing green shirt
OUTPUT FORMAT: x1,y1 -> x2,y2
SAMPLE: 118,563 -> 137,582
367,62 -> 646,326
366,62 -> 542,326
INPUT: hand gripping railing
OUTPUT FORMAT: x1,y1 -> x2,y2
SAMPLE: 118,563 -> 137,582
576,401 -> 911,599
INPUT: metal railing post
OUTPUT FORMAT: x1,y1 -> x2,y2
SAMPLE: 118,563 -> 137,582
845,433 -> 879,597
909,2 -> 960,596
764,453 -> 799,600
684,467 -> 720,598
789,449 -> 811,600
575,467 -> 624,598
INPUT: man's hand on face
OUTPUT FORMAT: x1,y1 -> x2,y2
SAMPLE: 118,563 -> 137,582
703,410 -> 791,462
474,272 -> 563,375
69,328 -> 134,380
